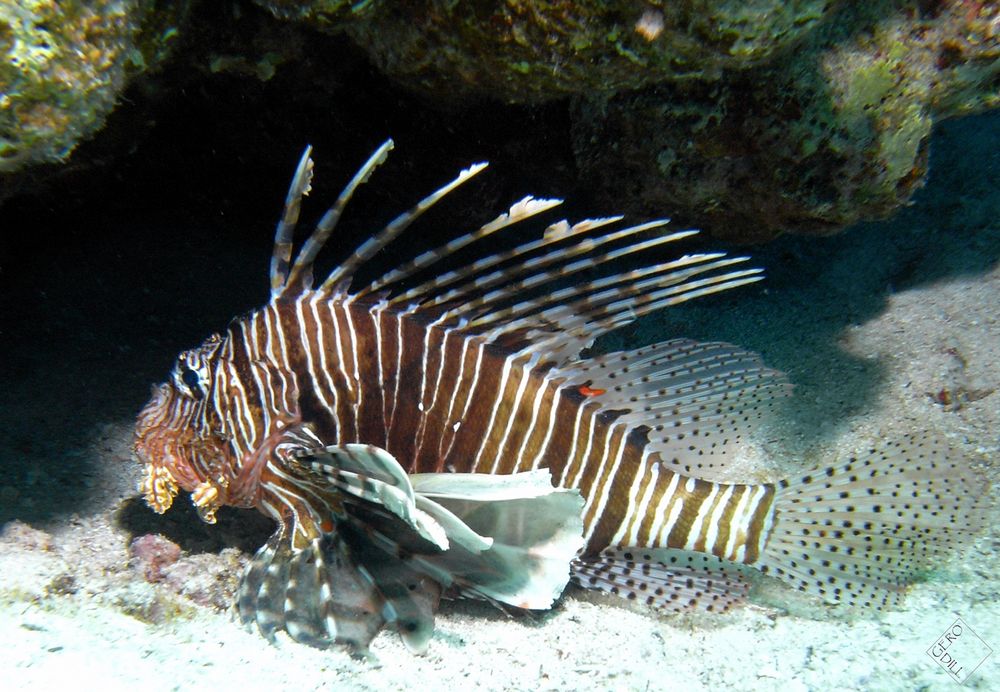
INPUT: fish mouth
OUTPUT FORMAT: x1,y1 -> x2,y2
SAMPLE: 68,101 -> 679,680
133,422 -> 185,514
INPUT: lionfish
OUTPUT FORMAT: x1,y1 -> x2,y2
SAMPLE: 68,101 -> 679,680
134,140 -> 987,653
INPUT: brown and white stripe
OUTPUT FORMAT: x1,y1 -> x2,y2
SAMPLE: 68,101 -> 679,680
168,140 -> 789,567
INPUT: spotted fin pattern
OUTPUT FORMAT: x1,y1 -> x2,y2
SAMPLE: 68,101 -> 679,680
571,548 -> 752,613
558,337 -> 792,483
758,432 -> 989,609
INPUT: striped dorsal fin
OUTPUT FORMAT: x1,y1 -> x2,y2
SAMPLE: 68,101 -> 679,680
269,145 -> 315,296
267,140 -> 763,368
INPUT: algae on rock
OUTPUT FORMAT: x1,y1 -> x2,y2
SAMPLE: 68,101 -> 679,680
260,0 -> 833,103
0,0 -> 188,173
571,2 -> 1000,240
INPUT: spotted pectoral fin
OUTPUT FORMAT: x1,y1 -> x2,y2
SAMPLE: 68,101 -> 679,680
571,547 -> 752,613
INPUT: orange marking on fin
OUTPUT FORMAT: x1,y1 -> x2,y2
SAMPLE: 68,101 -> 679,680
579,385 -> 606,397
320,518 -> 335,533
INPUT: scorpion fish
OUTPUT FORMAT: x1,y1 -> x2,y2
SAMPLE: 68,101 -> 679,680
134,140 -> 987,653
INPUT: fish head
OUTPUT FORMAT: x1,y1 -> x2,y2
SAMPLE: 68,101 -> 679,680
134,333 -> 234,519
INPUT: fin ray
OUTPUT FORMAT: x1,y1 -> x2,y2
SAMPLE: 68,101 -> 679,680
402,219 -> 677,317
358,196 -> 565,299
283,139 -> 395,295
322,160 -> 489,293
270,146 -> 314,296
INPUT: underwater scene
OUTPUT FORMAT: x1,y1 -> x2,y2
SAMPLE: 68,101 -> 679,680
1,3 -> 998,691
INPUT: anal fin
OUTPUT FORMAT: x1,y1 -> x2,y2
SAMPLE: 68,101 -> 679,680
571,547 -> 752,613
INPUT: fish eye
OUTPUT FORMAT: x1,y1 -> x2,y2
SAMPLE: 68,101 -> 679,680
181,366 -> 201,390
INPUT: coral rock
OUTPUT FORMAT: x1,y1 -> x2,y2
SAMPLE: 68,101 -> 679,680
572,3 -> 1000,240
129,533 -> 182,583
0,0 -> 188,173
265,0 -> 832,103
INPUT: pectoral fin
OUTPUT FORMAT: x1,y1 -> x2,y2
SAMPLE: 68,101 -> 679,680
410,469 -> 585,609
299,445 -> 585,607
239,443 -> 584,653
245,444 -> 584,651
238,514 -> 441,654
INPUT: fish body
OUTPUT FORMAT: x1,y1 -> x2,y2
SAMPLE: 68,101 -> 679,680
134,140 -> 987,653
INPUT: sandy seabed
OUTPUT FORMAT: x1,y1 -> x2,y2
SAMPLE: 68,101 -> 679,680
2,114 -> 998,691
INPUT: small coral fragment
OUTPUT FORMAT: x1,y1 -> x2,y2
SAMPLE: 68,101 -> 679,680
130,534 -> 182,583
0,520 -> 54,551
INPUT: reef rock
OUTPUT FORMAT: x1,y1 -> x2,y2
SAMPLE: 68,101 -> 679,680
0,0 -> 187,173
330,1 -> 833,103
259,0 -> 999,239
4,1 -> 998,241
571,2 -> 1000,241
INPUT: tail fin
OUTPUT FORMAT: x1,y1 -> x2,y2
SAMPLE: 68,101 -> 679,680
756,433 -> 990,609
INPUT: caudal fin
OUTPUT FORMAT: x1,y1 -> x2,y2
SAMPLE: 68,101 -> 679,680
756,432 -> 990,609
